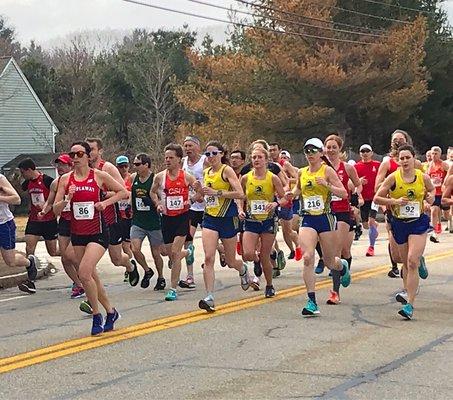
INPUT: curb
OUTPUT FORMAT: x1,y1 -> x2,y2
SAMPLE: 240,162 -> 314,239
0,261 -> 55,290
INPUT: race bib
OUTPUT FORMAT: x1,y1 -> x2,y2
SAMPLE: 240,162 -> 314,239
118,200 -> 129,211
31,193 -> 45,206
62,195 -> 71,212
205,195 -> 219,209
135,197 -> 150,211
166,196 -> 184,211
304,196 -> 324,212
371,202 -> 379,212
73,201 -> 94,220
399,202 -> 420,218
331,195 -> 342,202
250,200 -> 268,215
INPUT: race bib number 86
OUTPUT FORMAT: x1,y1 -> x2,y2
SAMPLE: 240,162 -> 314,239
73,201 -> 95,220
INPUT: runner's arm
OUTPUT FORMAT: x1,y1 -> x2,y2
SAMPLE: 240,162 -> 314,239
220,166 -> 245,200
325,167 -> 348,199
374,175 -> 397,206
0,175 -> 21,205
96,171 -> 128,207
423,174 -> 436,205
441,176 -> 453,207
345,163 -> 362,195
53,174 -> 70,216
38,179 -> 58,216
272,174 -> 288,207
150,172 -> 163,208
374,160 -> 389,192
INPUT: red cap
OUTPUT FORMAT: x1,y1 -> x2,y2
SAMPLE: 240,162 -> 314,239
55,154 -> 72,165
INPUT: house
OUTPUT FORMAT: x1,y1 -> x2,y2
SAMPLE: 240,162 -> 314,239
0,56 -> 58,177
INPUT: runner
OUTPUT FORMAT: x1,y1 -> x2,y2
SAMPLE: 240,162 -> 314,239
38,154 -> 84,298
85,138 -> 139,286
374,144 -> 433,320
290,138 -> 350,316
230,150 -> 246,177
115,155 -> 134,271
198,141 -> 250,312
354,144 -> 381,257
324,134 -> 361,304
426,146 -> 449,243
130,153 -> 165,290
0,173 -> 38,294
239,146 -> 288,299
54,141 -> 127,335
18,158 -> 59,258
150,143 -> 201,301
180,135 -> 207,289
422,150 -> 432,173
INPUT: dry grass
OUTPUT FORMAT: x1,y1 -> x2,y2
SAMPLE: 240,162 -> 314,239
15,216 -> 28,233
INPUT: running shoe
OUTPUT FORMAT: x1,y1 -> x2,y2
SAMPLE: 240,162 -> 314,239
179,275 -> 196,289
253,261 -> 262,277
104,308 -> 120,332
265,285 -> 275,298
276,250 -> 286,270
240,264 -> 250,291
315,259 -> 325,274
270,250 -> 277,261
140,268 -> 155,288
365,246 -> 375,257
388,266 -> 400,278
250,276 -> 260,291
398,303 -> 413,320
272,268 -> 281,278
340,259 -> 351,287
354,226 -> 363,241
288,250 -> 295,260
165,289 -> 178,301
168,259 -> 173,269
18,280 -> 36,294
128,261 -> 140,287
219,250 -> 227,267
295,247 -> 303,261
91,313 -> 104,336
185,243 -> 195,265
80,300 -> 93,315
154,277 -> 166,291
395,290 -> 408,305
326,290 -> 341,305
429,234 -> 439,243
301,299 -> 320,316
199,298 -> 215,313
123,271 -> 129,283
71,285 -> 85,299
418,255 -> 428,280
26,255 -> 38,281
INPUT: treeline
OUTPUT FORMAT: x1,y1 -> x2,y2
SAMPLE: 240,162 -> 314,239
0,0 -> 452,161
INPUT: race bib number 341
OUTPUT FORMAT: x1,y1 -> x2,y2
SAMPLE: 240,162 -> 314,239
250,200 -> 268,215
73,201 -> 95,220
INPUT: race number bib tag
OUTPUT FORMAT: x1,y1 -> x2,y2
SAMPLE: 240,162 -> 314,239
331,195 -> 342,202
73,201 -> 94,220
135,198 -> 150,211
400,202 -> 420,218
62,195 -> 71,212
118,201 -> 129,211
250,200 -> 268,215
166,196 -> 184,211
371,201 -> 379,212
205,195 -> 219,209
304,196 -> 324,212
31,193 -> 45,206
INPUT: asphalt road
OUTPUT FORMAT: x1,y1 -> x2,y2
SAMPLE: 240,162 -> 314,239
1,229 -> 453,399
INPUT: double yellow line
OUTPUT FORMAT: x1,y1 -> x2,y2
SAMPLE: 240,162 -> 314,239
1,250 -> 453,374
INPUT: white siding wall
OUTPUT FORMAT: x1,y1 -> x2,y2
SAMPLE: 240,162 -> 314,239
0,61 -> 55,168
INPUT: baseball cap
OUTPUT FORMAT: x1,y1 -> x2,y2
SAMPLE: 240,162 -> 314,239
359,144 -> 372,152
54,154 -> 72,165
116,155 -> 129,165
304,138 -> 324,150
280,150 -> 291,159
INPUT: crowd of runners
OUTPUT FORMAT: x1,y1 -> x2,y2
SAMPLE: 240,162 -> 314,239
1,132 -> 453,335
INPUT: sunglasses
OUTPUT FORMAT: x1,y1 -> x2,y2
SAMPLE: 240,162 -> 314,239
360,149 -> 371,153
204,151 -> 222,157
304,147 -> 320,155
69,151 -> 86,159
133,162 -> 142,167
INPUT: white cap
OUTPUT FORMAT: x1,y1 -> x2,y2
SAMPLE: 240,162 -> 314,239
359,144 -> 372,152
304,138 -> 324,150
280,150 -> 291,159
347,159 -> 356,166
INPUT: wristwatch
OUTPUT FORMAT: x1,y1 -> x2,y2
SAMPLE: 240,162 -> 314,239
217,190 -> 223,197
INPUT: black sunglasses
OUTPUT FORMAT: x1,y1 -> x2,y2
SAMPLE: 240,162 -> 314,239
133,162 -> 142,167
204,151 -> 222,157
69,151 -> 86,159
304,147 -> 320,155
360,149 -> 371,153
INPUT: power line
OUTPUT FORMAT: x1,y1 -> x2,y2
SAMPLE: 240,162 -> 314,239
234,0 -> 388,34
351,0 -> 435,15
187,0 -> 387,38
120,0 -> 376,45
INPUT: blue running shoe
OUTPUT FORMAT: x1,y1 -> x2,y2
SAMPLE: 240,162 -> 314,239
315,259 -> 324,274
91,313 -> 104,335
104,308 -> 120,332
398,303 -> 413,320
418,256 -> 428,280
301,299 -> 320,316
186,243 -> 195,266
340,259 -> 351,288
165,289 -> 178,301
26,255 -> 38,281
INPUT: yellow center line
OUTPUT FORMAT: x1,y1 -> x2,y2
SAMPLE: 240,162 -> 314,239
1,249 -> 453,374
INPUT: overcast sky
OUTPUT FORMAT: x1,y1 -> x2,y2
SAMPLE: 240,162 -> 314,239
2,0 -> 453,46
